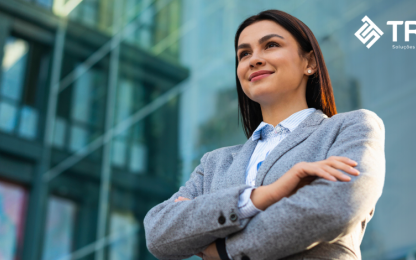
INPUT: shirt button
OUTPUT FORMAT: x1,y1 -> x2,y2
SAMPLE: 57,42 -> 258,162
218,215 -> 226,225
229,213 -> 238,222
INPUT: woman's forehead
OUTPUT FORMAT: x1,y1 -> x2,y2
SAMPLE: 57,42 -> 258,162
238,20 -> 290,44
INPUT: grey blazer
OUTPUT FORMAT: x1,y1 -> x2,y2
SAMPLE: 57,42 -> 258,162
144,108 -> 386,260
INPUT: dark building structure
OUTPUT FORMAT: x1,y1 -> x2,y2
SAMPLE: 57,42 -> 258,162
0,0 -> 186,259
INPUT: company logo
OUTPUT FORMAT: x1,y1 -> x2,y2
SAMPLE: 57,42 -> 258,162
355,16 -> 384,49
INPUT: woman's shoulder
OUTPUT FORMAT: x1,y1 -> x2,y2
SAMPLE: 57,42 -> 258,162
203,143 -> 244,160
321,109 -> 385,141
326,108 -> 384,131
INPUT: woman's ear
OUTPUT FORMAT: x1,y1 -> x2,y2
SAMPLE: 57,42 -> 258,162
306,50 -> 317,73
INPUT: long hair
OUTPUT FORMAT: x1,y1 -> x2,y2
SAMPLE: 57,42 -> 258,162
235,9 -> 337,139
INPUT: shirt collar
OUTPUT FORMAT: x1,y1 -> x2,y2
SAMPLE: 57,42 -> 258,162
251,108 -> 317,141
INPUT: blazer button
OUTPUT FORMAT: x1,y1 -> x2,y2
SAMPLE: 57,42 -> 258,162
241,256 -> 250,260
218,215 -> 226,225
229,213 -> 238,222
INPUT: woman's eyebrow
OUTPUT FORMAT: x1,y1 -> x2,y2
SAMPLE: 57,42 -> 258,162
237,33 -> 285,51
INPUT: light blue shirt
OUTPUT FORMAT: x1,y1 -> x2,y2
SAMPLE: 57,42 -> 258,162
237,107 -> 317,218
226,107 -> 317,259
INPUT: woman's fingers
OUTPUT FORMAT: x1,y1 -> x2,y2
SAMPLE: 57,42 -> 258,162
326,158 -> 360,176
297,159 -> 359,183
283,157 -> 361,198
315,156 -> 360,182
322,164 -> 351,181
174,196 -> 191,202
314,166 -> 337,182
329,156 -> 357,166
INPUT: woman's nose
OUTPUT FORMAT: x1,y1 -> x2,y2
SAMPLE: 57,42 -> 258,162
249,55 -> 265,67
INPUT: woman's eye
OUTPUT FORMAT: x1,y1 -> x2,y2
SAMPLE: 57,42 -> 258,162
239,52 -> 248,59
267,42 -> 279,48
239,42 -> 279,60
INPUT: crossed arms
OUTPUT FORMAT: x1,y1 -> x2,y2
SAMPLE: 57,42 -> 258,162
143,110 -> 386,260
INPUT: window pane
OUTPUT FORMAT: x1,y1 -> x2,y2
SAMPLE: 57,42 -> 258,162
69,125 -> 89,152
0,181 -> 26,260
1,37 -> 29,102
129,143 -> 147,173
0,101 -> 18,133
35,0 -> 53,9
115,79 -> 134,124
138,0 -> 154,49
53,117 -> 67,149
70,64 -> 105,128
111,138 -> 127,167
109,211 -> 139,260
42,196 -> 77,260
83,0 -> 98,27
71,66 -> 93,124
18,106 -> 38,140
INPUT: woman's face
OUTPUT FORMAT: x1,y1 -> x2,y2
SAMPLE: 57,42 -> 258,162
236,20 -> 312,106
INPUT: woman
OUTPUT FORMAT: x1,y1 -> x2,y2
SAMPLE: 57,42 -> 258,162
144,9 -> 385,260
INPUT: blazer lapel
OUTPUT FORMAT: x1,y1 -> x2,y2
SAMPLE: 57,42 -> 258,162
227,137 -> 259,187
255,109 -> 328,187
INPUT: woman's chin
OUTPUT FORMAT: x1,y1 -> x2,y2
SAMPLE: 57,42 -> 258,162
246,85 -> 273,95
248,93 -> 277,105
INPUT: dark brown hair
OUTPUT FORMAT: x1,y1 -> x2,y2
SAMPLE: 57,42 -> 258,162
235,9 -> 337,139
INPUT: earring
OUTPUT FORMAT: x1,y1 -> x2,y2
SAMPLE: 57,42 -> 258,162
307,69 -> 311,73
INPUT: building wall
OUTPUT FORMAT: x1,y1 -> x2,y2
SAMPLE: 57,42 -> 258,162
0,0 -> 186,259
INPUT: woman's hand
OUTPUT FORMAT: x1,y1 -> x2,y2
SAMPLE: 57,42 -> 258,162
281,156 -> 359,196
198,242 -> 221,260
174,196 -> 191,202
174,196 -> 220,259
251,156 -> 360,210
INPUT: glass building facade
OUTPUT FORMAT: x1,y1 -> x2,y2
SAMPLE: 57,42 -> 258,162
0,0 -> 414,259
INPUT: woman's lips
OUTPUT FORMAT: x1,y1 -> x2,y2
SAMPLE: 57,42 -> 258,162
251,73 -> 274,82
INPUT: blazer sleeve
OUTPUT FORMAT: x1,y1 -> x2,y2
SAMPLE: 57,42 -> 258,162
224,109 -> 386,260
143,151 -> 253,260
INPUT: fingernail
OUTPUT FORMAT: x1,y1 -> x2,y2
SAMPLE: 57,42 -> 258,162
349,159 -> 357,165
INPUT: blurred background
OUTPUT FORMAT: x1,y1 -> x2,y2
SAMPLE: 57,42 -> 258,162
0,0 -> 415,259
